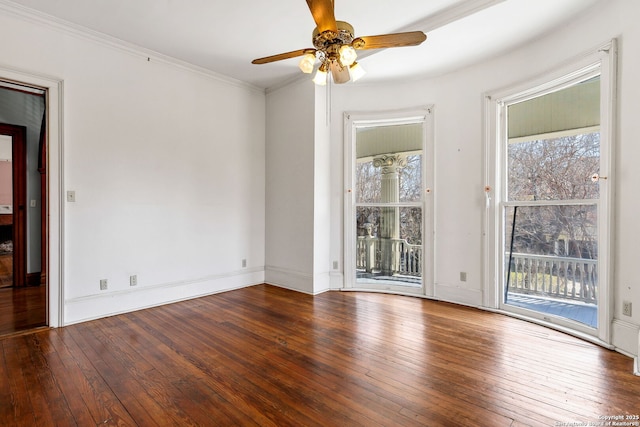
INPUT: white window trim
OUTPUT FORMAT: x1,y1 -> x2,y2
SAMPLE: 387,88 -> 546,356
343,106 -> 435,296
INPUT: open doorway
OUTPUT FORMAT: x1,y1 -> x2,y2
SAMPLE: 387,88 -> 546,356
0,83 -> 47,335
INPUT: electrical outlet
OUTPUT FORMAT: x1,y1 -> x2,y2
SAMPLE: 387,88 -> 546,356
333,261 -> 339,270
622,300 -> 632,317
242,259 -> 247,268
460,272 -> 467,282
100,279 -> 108,290
130,275 -> 137,286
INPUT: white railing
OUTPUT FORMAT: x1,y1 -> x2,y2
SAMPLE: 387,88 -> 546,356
356,237 -> 422,277
507,253 -> 597,304
356,237 -> 380,273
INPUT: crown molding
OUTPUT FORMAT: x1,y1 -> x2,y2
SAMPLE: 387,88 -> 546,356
0,0 -> 265,94
402,0 -> 506,33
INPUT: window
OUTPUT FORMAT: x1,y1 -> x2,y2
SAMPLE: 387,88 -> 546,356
344,108 -> 434,295
484,40 -> 616,344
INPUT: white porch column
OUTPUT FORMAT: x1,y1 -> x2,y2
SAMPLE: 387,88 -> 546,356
373,154 -> 406,275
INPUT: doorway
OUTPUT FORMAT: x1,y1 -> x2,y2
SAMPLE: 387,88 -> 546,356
0,84 -> 48,335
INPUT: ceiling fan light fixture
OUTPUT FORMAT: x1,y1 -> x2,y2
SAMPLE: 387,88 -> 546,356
349,62 -> 366,82
330,60 -> 351,84
250,2 -> 427,87
298,51 -> 316,74
339,45 -> 357,67
313,63 -> 328,86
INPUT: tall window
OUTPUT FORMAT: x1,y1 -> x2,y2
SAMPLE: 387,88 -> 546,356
485,41 -> 616,343
344,109 -> 434,295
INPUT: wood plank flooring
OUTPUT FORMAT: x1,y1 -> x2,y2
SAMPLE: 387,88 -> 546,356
0,253 -> 12,288
0,285 -> 47,336
1,284 -> 638,426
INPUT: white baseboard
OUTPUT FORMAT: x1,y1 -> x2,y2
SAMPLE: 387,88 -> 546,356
265,265 -> 313,294
313,271 -> 331,294
612,318 -> 640,358
64,268 -> 265,325
434,283 -> 483,307
329,271 -> 344,289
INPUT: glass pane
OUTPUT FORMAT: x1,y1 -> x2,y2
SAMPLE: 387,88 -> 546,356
507,132 -> 600,201
355,123 -> 423,204
505,205 -> 597,258
504,205 -> 598,327
400,206 -> 423,246
355,154 -> 422,204
356,160 -> 381,203
356,206 -> 381,238
399,154 -> 422,203
356,206 -> 422,285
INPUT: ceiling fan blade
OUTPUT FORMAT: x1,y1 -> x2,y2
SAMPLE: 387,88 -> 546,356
306,0 -> 338,33
354,31 -> 427,50
252,49 -> 314,64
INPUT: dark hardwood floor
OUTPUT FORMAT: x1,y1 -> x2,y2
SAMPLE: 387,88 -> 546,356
0,253 -> 12,288
0,284 -> 47,336
1,284 -> 638,426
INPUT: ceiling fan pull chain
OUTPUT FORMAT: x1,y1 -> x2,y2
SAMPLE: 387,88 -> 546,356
326,73 -> 332,125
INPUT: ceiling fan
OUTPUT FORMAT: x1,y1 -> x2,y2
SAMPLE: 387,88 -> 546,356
251,0 -> 427,85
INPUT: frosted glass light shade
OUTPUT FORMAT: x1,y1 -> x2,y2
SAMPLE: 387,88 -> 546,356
339,45 -> 357,67
349,62 -> 366,82
298,53 -> 316,74
313,67 -> 328,85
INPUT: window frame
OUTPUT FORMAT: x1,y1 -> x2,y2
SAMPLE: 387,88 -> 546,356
344,107 -> 435,296
483,40 -> 617,346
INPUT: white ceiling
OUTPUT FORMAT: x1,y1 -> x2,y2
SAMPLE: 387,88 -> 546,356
4,0 -> 600,90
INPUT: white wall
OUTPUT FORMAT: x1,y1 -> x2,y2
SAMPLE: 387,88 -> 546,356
313,85 -> 332,293
321,0 -> 639,355
265,80 -> 316,293
0,7 -> 266,324
264,81 -> 333,294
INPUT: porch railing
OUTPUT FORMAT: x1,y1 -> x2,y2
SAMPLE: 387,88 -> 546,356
507,253 -> 597,304
356,237 -> 422,277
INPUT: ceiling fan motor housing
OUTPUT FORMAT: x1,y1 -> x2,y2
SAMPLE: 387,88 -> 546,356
312,20 -> 355,50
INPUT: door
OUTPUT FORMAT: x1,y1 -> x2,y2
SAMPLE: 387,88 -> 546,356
0,124 -> 27,288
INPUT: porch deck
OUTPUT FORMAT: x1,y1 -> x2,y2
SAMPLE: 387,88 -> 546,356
506,293 -> 597,328
357,273 -> 598,328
